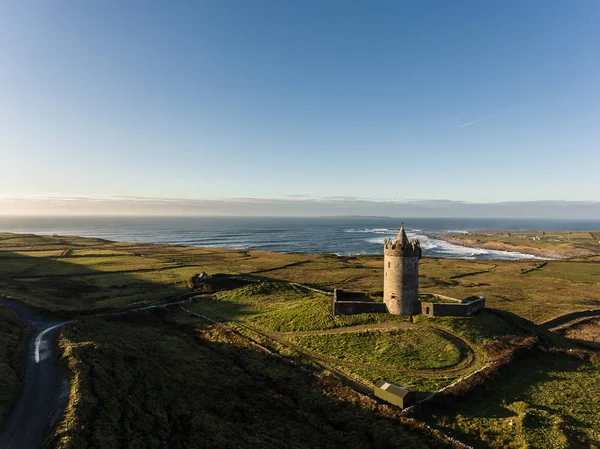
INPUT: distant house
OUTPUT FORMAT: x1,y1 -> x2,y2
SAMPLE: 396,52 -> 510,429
373,380 -> 415,409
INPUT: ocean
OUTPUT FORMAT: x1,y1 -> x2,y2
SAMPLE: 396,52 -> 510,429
1,216 -> 598,260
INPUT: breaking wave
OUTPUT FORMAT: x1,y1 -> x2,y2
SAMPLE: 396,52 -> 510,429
360,229 -> 544,260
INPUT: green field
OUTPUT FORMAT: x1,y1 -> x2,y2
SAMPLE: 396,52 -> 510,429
1,232 -> 599,448
419,353 -> 600,448
290,329 -> 461,370
191,281 -> 408,332
47,312 -> 449,449
1,233 -> 599,322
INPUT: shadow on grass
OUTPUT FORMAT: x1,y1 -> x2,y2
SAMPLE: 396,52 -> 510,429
0,251 -> 192,319
248,260 -> 313,274
44,309 -> 459,449
415,353 -> 599,449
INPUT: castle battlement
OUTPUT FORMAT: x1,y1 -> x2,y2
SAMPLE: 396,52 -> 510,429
383,238 -> 422,256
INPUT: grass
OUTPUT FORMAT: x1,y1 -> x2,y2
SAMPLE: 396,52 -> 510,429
1,233 -> 599,322
191,281 -> 408,332
188,282 -> 481,395
557,317 -> 600,347
47,311 -> 453,449
290,329 -> 461,370
0,305 -> 31,428
421,353 -> 600,449
415,310 -> 526,347
0,233 -> 599,447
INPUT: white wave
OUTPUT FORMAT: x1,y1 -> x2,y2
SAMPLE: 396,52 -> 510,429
344,228 -> 396,234
366,237 -> 389,244
365,230 -> 545,260
194,243 -> 250,250
444,230 -> 470,235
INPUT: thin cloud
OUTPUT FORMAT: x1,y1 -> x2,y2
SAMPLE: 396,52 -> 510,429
1,196 -> 599,219
460,114 -> 495,128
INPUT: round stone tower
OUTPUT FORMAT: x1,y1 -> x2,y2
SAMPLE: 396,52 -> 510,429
383,226 -> 422,315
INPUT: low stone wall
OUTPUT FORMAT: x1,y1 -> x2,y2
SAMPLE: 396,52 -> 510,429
421,297 -> 485,317
418,293 -> 462,303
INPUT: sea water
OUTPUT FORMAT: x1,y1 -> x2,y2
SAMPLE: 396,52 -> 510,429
1,216 -> 598,260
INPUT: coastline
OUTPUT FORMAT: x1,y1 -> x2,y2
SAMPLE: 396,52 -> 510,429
421,232 -> 594,260
3,216 -> 599,260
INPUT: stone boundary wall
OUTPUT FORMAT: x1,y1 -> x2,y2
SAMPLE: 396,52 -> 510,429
418,293 -> 462,303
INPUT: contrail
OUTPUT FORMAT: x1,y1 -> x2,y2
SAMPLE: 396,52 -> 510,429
460,114 -> 495,128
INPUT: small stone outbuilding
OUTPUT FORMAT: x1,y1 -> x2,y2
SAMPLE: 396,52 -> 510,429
373,380 -> 415,409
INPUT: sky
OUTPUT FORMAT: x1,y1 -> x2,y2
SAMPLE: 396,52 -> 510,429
1,1 -> 599,217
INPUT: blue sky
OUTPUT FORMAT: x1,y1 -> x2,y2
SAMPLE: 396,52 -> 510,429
1,1 -> 599,212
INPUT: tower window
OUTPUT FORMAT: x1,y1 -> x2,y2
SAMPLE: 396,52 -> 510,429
388,262 -> 390,268
391,294 -> 397,299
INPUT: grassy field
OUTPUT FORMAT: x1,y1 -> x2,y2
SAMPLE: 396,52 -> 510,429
1,233 -> 599,322
46,311 -> 454,449
187,284 -> 556,394
419,352 -> 600,449
290,329 -> 462,370
190,281 -> 408,332
0,306 -> 30,429
557,317 -> 600,347
0,233 -> 599,448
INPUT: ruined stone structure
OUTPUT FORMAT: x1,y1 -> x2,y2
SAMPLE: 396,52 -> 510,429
333,289 -> 388,315
420,294 -> 486,317
383,227 -> 422,315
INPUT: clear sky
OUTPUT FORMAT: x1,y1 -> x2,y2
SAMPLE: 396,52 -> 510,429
1,1 -> 599,214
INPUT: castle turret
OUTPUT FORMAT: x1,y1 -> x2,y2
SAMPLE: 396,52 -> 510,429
383,226 -> 421,315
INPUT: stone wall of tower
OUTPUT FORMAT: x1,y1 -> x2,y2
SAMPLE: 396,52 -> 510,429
383,246 -> 421,315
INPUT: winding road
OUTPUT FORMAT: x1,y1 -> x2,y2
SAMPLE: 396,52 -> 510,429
0,299 -> 71,449
0,297 -> 193,449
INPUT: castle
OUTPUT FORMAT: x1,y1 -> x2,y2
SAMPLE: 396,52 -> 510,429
383,226 -> 421,315
333,224 -> 485,317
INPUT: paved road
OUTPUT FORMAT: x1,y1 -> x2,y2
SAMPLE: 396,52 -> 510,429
0,299 -> 71,449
